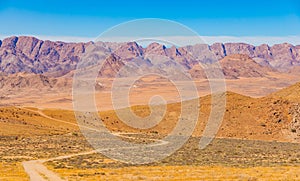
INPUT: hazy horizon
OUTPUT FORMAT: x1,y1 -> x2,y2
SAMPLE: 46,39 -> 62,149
1,34 -> 300,46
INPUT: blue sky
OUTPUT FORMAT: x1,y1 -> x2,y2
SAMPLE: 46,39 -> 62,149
0,0 -> 300,44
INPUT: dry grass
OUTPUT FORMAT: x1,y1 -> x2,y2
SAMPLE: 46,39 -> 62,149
47,165 -> 300,181
0,163 -> 28,181
44,136 -> 300,180
0,107 -> 78,136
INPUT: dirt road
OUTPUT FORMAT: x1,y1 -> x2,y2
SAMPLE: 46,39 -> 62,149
20,107 -> 167,181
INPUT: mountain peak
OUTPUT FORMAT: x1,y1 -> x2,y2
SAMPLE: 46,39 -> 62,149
145,42 -> 167,55
2,36 -> 19,48
114,41 -> 143,59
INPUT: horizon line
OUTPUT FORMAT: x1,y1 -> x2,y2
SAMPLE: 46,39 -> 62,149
0,34 -> 300,47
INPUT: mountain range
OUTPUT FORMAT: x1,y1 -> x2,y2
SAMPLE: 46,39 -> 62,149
1,36 -> 300,78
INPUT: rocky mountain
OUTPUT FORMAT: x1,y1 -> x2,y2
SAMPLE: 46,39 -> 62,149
0,36 -> 87,75
0,36 -> 300,78
190,54 -> 276,79
218,54 -> 274,79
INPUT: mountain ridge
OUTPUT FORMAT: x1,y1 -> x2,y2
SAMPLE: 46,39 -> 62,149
1,36 -> 300,77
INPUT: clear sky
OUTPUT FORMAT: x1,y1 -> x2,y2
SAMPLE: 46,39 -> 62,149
0,0 -> 300,44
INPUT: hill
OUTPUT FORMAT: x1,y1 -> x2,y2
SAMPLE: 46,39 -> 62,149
2,81 -> 300,142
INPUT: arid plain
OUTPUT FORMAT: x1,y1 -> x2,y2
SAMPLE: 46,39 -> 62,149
1,75 -> 300,180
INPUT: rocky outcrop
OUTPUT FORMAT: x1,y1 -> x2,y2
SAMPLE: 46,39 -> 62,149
290,104 -> 300,137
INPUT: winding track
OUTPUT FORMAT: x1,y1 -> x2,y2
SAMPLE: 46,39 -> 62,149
19,107 -> 167,181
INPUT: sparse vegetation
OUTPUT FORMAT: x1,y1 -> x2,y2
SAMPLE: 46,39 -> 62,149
1,80 -> 300,180
44,136 -> 300,180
